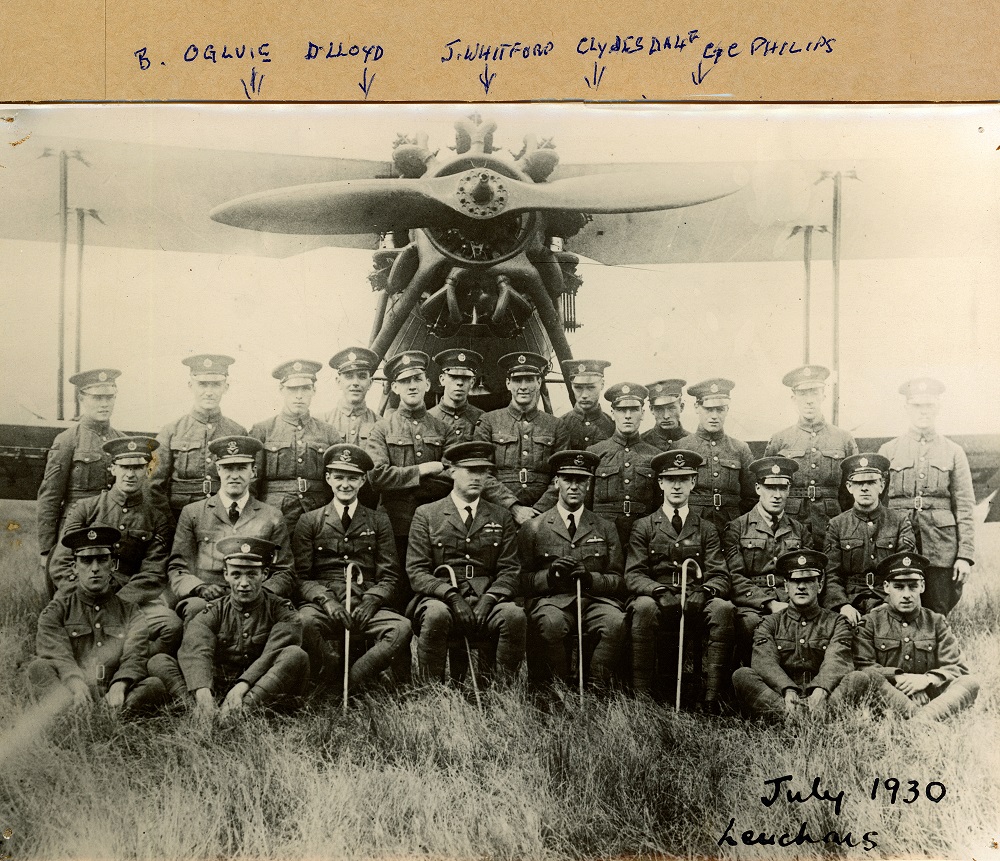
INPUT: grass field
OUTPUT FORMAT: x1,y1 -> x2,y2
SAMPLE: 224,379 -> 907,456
1,499 -> 998,860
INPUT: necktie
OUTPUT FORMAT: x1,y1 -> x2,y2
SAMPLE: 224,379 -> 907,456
228,501 -> 240,525
464,505 -> 474,533
672,508 -> 683,534
342,505 -> 352,531
567,512 -> 577,538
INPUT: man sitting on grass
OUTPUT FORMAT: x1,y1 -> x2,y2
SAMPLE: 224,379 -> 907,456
854,551 -> 979,721
150,537 -> 307,721
732,549 -> 878,722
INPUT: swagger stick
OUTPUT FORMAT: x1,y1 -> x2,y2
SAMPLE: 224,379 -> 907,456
436,564 -> 482,709
343,562 -> 361,714
576,578 -> 585,705
676,559 -> 702,711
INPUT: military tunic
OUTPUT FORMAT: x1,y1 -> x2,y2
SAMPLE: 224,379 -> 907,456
428,401 -> 484,444
324,402 -> 379,448
553,404 -> 615,451
475,404 -> 561,510
675,428 -> 756,536
249,413 -> 341,531
723,506 -> 814,605
764,419 -> 857,535
822,506 -> 916,613
149,410 -> 247,519
587,431 -> 661,546
36,419 -> 126,555
640,424 -> 687,452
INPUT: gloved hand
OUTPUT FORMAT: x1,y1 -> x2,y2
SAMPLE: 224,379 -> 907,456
683,589 -> 708,614
445,590 -> 476,634
547,557 -> 577,593
656,590 -> 681,612
473,593 -> 499,628
351,594 -> 381,631
322,596 -> 352,630
568,559 -> 593,592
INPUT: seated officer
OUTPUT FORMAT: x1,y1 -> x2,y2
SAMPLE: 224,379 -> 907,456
641,379 -> 688,451
293,443 -> 412,693
625,450 -> 735,709
150,537 -> 307,720
406,442 -> 525,685
429,348 -> 485,443
49,436 -> 180,656
168,436 -> 295,622
732,549 -> 878,723
855,552 -> 979,721
249,359 -> 341,533
553,359 -> 615,450
722,456 -> 812,662
823,454 -> 915,627
26,526 -> 167,716
519,450 -> 626,692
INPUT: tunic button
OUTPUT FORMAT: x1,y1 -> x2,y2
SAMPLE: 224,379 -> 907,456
904,637 -> 910,642
297,458 -> 303,463
585,421 -> 591,426
809,479 -> 816,485
811,464 -> 817,469
95,606 -> 100,612
624,479 -> 630,484
801,621 -> 806,626
465,554 -> 470,559
523,451 -> 529,456
97,641 -> 103,647
624,462 -> 630,468
122,507 -> 128,513
902,622 -> 908,627
244,613 -> 250,618
624,447 -> 630,453
919,473 -> 925,479
811,448 -> 817,452
711,442 -> 717,446
799,638 -> 805,643
466,538 -> 471,543
95,622 -> 101,628
904,654 -> 910,660
713,472 -> 719,477
416,451 -> 423,457
416,435 -> 421,440
713,456 -> 719,462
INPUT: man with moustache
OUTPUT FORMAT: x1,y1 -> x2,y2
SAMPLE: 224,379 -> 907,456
641,379 -> 688,451
765,365 -> 858,537
553,359 -> 615,450
428,349 -> 485,444
249,359 -> 341,533
823,454 -> 916,627
149,355 -> 247,523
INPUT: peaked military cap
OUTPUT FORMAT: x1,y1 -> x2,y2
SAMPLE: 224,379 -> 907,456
434,348 -> 483,377
564,359 -> 611,383
646,379 -> 686,406
652,449 -> 703,476
329,347 -> 379,374
385,350 -> 430,383
899,377 -> 945,404
687,378 -> 735,407
549,449 -> 600,476
209,435 -> 262,464
782,364 -> 830,391
444,441 -> 495,468
499,351 -> 548,378
217,536 -> 277,568
841,452 -> 889,481
183,354 -> 234,380
273,359 -> 321,387
750,456 -> 799,485
62,525 -> 122,556
69,368 -> 121,395
776,548 -> 827,580
875,551 -> 930,585
103,435 -> 159,466
605,382 -> 647,408
323,443 -> 374,474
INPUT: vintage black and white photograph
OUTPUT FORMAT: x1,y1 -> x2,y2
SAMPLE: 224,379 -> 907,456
0,103 -> 997,859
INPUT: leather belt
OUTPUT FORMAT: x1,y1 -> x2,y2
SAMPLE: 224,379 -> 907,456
266,478 -> 327,493
691,493 -> 739,509
788,487 -> 838,500
171,477 -> 218,497
888,497 -> 950,511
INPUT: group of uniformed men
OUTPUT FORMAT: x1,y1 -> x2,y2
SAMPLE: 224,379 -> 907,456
28,346 -> 979,723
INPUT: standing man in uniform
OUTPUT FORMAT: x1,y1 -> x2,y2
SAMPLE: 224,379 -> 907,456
167,436 -> 295,622
823,454 -> 915,626
149,354 -> 246,523
406,442 -> 525,685
49,436 -> 181,656
518,450 -> 627,693
764,365 -> 858,537
641,379 -> 688,451
37,368 -> 126,592
323,347 -> 381,448
553,359 -> 615,450
722,456 -> 812,663
475,352 -> 561,524
366,350 -> 452,570
249,359 -> 341,533
878,378 -> 975,615
429,349 -> 485,444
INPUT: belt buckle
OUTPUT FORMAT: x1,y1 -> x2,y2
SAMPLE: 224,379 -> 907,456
623,499 -> 631,516
297,477 -> 308,494
202,478 -> 212,497
712,492 -> 722,509
518,467 -> 528,485
766,573 -> 775,589
96,664 -> 106,682
914,496 -> 924,511
807,485 -> 816,501
465,565 -> 475,580
866,572 -> 875,588
671,570 -> 680,587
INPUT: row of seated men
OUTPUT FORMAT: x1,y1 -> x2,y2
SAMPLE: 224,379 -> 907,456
27,435 -> 978,725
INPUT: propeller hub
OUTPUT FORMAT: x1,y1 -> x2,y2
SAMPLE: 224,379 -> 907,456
454,169 -> 509,219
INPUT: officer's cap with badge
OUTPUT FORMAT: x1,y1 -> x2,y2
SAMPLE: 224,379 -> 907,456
272,359 -> 322,388
444,441 -> 496,469
605,382 -> 648,409
776,548 -> 828,581
329,347 -> 380,374
841,452 -> 890,482
323,443 -> 374,475
687,378 -> 735,407
69,368 -> 121,395
875,551 -> 930,587
750,456 -> 799,486
782,364 -> 830,392
385,350 -> 430,383
499,351 -> 549,379
652,449 -> 703,477
434,348 -> 483,378
209,435 -> 263,465
103,435 -> 159,466
548,449 -> 600,477
564,359 -> 611,384
899,377 -> 945,405
217,536 -> 277,569
646,378 -> 686,406
183,354 -> 235,381
62,525 -> 122,557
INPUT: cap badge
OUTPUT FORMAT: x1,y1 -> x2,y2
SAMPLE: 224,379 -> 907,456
203,358 -> 213,368
918,381 -> 927,391
401,355 -> 411,365
98,371 -> 108,381
87,530 -> 97,540
127,441 -> 137,451
798,555 -> 806,565
771,464 -> 780,474
293,361 -> 302,371
347,351 -> 357,362
622,385 -> 631,394
573,455 -> 585,466
458,353 -> 466,361
902,556 -> 911,566
518,355 -> 526,364
578,363 -> 587,374
710,383 -> 719,393
241,543 -> 251,553
227,441 -> 239,454
654,384 -> 662,392
673,454 -> 685,467
339,450 -> 352,462
859,457 -> 868,467
803,367 -> 812,377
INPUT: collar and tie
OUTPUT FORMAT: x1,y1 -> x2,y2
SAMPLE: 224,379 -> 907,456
671,507 -> 683,533
228,501 -> 240,525
567,512 -> 577,538
463,505 -> 474,533
342,505 -> 352,531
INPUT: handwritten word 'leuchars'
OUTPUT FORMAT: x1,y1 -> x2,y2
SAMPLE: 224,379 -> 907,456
440,39 -> 554,62
576,31 -> 700,57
